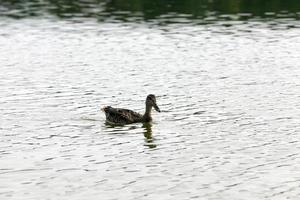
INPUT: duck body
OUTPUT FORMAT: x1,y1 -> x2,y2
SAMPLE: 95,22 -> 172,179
102,94 -> 160,125
102,106 -> 145,124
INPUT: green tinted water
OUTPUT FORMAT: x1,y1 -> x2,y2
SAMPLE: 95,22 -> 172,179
1,1 -> 300,200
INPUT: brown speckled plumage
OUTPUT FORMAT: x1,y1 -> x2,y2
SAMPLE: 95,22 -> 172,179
102,94 -> 160,124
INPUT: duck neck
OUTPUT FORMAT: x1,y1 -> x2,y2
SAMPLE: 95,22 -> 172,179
143,104 -> 152,121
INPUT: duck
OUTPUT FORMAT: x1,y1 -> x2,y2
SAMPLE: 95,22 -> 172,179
102,94 -> 161,124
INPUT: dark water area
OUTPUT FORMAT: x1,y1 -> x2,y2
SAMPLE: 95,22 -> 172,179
1,0 -> 300,23
1,1 -> 300,200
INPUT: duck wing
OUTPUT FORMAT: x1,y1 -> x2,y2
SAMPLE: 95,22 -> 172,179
103,106 -> 143,124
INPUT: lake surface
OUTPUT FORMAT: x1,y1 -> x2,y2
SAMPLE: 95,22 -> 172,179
1,0 -> 300,199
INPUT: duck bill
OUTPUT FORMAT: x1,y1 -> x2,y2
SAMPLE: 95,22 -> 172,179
153,103 -> 161,112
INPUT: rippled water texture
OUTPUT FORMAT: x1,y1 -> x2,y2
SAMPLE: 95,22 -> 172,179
1,1 -> 300,199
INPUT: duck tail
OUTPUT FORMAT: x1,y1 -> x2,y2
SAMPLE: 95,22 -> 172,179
101,106 -> 111,112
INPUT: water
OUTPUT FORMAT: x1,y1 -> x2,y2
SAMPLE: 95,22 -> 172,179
1,1 -> 300,199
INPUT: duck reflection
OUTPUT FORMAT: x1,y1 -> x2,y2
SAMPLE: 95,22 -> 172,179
142,123 -> 157,149
104,122 -> 157,148
104,122 -> 139,134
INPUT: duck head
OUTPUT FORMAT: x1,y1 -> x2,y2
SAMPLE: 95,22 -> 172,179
146,94 -> 161,112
